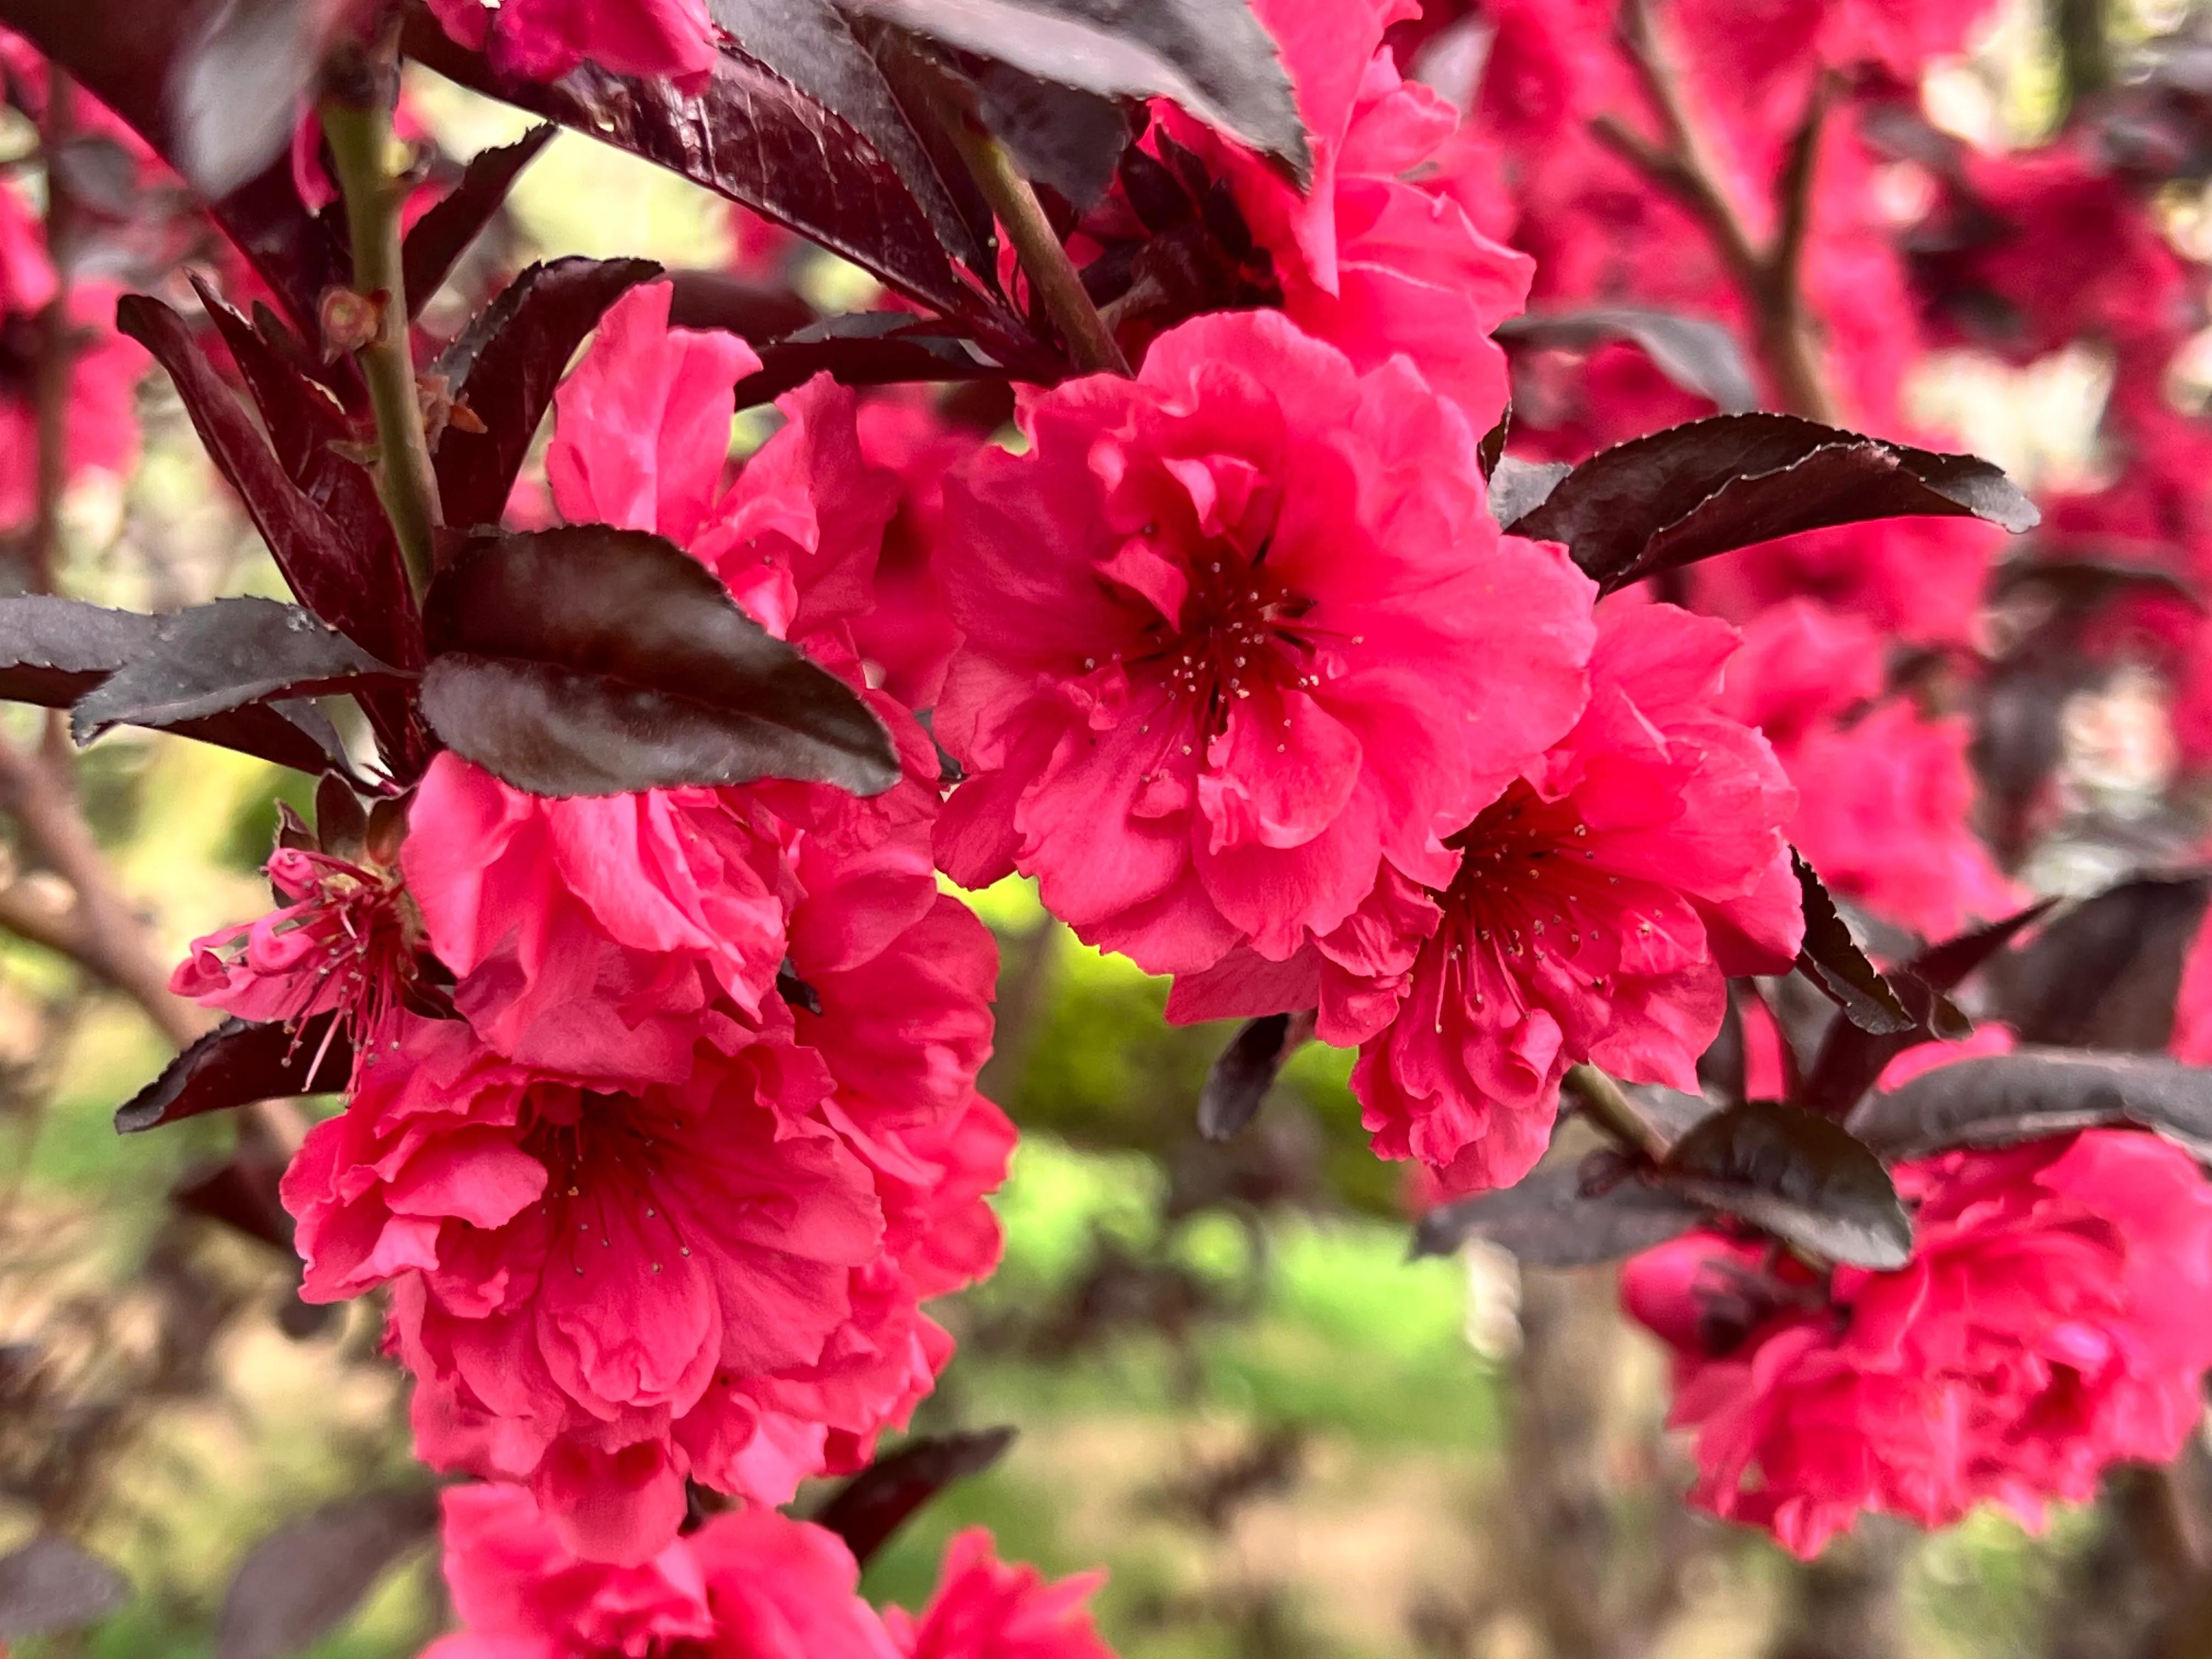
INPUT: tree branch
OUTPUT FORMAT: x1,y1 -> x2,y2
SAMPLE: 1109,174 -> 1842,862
1593,0 -> 1839,421
320,31 -> 443,596
1564,1063 -> 1672,1161
26,69 -> 77,597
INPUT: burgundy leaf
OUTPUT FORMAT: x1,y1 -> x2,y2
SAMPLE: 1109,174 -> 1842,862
732,312 -> 1020,407
1985,873 -> 2212,1053
215,1489 -> 441,1659
1848,1047 -> 2212,1165
707,0 -> 996,267
398,6 -> 1018,338
172,1150 -> 294,1252
0,1535 -> 129,1639
1496,307 -> 1758,413
1504,413 -> 2040,596
0,595 -> 358,776
1411,1163 -> 1702,1265
1791,851 -> 1916,1037
421,525 -> 899,797
1654,1099 -> 1911,1269
665,270 -> 819,344
117,296 -> 415,667
0,0 -> 346,324
1198,1009 -> 1313,1141
836,0 -> 1310,184
433,256 -> 662,531
115,1015 -> 352,1135
810,1428 -> 1015,1567
70,597 -> 409,743
401,123 -> 557,316
1486,456 -> 1570,528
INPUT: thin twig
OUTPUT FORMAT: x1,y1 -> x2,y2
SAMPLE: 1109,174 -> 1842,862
320,32 -> 442,595
1593,0 -> 1839,421
1564,1063 -> 1672,1162
917,70 -> 1127,376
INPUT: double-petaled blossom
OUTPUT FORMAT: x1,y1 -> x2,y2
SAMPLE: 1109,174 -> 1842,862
420,1484 -> 1114,1659
425,0 -> 719,86
934,307 -> 1594,978
1323,603 -> 1799,1193
1156,0 -> 1534,417
1623,1126 -> 2212,1557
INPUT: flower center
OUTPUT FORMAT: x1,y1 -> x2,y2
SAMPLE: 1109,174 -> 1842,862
531,1091 -> 696,1282
1141,550 -> 1327,736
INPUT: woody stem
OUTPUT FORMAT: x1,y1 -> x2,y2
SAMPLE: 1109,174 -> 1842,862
1564,1063 -> 1672,1162
320,33 -> 443,597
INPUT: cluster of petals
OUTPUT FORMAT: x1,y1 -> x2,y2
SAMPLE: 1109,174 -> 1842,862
1322,602 -> 1801,1194
932,306 -> 1593,979
422,1483 -> 1114,1659
1623,1123 -> 2212,1557
425,0 -> 719,86
1157,0 -> 1535,420
174,284 -> 1008,1565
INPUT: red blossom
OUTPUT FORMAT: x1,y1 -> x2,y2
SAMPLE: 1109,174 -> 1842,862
425,0 -> 719,86
1339,602 -> 1801,1192
884,1530 -> 1116,1659
1156,0 -> 1535,417
934,308 -> 1594,978
1623,1126 -> 2212,1557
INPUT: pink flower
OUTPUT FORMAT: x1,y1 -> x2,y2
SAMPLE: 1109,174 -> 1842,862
172,843 -> 420,1070
420,1483 -> 899,1659
1623,1128 -> 2212,1556
285,1017 -> 882,1562
1688,514 -> 2001,650
934,308 -> 1594,977
1336,603 -> 1801,1193
401,755 -> 794,1084
426,0 -> 719,87
885,1530 -> 1116,1659
848,397 -> 980,710
1159,0 -> 1534,417
417,1487 -> 1117,1659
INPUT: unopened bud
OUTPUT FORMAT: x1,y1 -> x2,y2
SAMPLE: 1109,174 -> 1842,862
319,285 -> 386,359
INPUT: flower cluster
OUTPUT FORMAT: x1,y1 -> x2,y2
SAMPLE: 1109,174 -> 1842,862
1622,1126 -> 2212,1556
421,1483 -> 1114,1659
182,285 -> 1008,1566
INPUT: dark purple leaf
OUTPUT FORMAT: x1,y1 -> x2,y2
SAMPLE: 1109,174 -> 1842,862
0,595 -> 358,776
1654,1099 -> 1911,1269
965,57 -> 1133,210
1794,901 -> 2054,1119
666,270 -> 819,345
1848,1047 -> 2212,1164
1503,413 -> 2039,596
1410,1163 -> 1702,1266
115,1014 -> 352,1135
171,0 -> 354,198
1791,851 -> 1916,1037
433,256 -> 662,531
733,312 -> 1018,406
70,597 -> 408,744
1198,1009 -> 1312,1141
810,1428 -> 1015,1567
0,0 -> 346,325
836,0 -> 1310,184
47,134 -> 142,216
1487,456 -> 1570,529
1477,410 -> 1507,481
172,1150 -> 293,1252
420,525 -> 899,796
398,8 -> 1015,337
0,1534 -> 128,1639
1984,873 -> 2212,1052
707,0 -> 995,265
117,296 -> 416,662
1496,307 -> 1758,413
215,1488 -> 440,1659
401,124 -> 556,317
